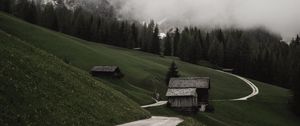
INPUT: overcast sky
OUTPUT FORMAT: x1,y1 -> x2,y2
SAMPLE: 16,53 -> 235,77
111,0 -> 300,41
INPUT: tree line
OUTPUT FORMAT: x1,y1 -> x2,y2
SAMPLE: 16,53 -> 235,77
0,0 -> 161,54
1,0 -> 300,115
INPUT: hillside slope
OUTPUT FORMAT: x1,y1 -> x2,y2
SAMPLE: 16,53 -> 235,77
0,30 -> 150,125
1,12 -> 300,126
0,12 -> 251,105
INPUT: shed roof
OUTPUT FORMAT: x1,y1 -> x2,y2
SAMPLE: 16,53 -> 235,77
168,77 -> 210,89
166,88 -> 197,97
90,66 -> 119,72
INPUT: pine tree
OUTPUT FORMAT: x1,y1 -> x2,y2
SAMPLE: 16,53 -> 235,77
42,3 -> 58,31
178,28 -> 192,61
55,5 -> 71,33
141,23 -> 148,51
193,31 -> 203,63
173,28 -> 180,56
146,20 -> 155,52
14,0 -> 29,19
0,0 -> 11,12
296,35 -> 300,44
217,42 -> 225,66
24,1 -> 37,24
201,33 -> 210,60
164,32 -> 172,56
151,25 -> 160,54
224,33 -> 239,68
217,29 -> 225,43
290,35 -> 300,115
131,23 -> 138,48
166,61 -> 180,86
236,39 -> 251,75
208,39 -> 218,65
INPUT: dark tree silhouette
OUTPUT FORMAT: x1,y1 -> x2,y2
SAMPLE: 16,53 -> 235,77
0,0 -> 11,12
166,61 -> 180,86
173,28 -> 180,56
164,32 -> 172,56
151,25 -> 160,54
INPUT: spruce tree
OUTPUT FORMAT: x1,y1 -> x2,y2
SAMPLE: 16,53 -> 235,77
203,33 -> 210,60
151,25 -> 160,54
141,24 -> 149,51
166,61 -> 180,86
131,23 -> 138,48
146,20 -> 155,52
296,35 -> 300,44
173,28 -> 180,56
208,39 -> 218,65
0,0 -> 11,12
26,1 -> 37,24
164,33 -> 172,56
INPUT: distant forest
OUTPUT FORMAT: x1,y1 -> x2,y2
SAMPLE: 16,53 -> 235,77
1,0 -> 300,114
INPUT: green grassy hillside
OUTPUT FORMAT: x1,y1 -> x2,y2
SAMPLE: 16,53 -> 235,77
0,30 -> 150,125
1,12 -> 300,126
0,12 -> 251,105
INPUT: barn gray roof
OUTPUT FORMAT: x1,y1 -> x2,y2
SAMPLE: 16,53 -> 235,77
168,77 -> 210,89
90,66 -> 118,72
166,88 -> 197,97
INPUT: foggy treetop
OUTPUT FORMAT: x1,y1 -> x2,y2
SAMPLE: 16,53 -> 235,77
111,0 -> 300,41
32,0 -> 300,41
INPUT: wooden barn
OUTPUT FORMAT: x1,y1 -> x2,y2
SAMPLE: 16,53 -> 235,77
166,77 -> 210,112
90,66 -> 124,78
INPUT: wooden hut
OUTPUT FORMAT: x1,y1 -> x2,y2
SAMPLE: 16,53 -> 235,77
166,77 -> 210,112
90,66 -> 123,78
166,88 -> 198,112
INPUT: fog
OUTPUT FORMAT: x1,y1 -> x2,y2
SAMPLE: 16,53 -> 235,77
110,0 -> 300,41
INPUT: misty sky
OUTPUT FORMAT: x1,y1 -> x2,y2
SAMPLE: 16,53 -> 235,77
111,0 -> 300,41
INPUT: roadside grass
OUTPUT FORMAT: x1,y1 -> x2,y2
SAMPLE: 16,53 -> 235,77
0,31 -> 150,125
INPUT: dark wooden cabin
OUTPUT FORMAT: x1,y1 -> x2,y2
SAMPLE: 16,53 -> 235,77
166,77 -> 210,112
166,88 -> 198,112
90,66 -> 123,78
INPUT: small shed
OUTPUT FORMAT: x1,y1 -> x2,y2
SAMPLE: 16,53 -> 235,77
166,88 -> 198,111
166,77 -> 210,112
90,66 -> 123,78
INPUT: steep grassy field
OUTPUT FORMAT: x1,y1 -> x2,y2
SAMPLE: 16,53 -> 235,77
0,12 -> 251,105
1,12 -> 300,126
0,30 -> 150,125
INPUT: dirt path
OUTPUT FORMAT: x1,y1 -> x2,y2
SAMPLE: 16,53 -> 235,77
117,116 -> 183,126
141,101 -> 168,108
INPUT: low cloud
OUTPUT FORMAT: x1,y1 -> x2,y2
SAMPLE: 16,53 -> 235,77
111,0 -> 300,41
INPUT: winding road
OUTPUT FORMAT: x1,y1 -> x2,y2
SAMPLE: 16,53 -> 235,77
118,71 -> 259,126
117,116 -> 183,126
214,70 -> 259,101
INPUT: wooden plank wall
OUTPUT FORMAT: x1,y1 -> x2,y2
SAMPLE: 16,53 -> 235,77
168,97 -> 198,107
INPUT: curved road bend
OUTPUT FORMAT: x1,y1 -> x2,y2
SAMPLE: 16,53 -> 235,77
213,70 -> 259,101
